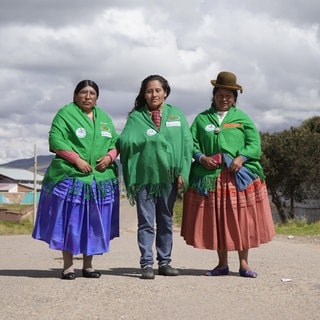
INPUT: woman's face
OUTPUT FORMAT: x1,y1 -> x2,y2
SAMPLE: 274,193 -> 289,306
74,86 -> 98,113
213,88 -> 235,112
144,80 -> 166,110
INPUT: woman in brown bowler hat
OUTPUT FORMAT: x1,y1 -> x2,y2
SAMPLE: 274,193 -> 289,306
181,71 -> 275,278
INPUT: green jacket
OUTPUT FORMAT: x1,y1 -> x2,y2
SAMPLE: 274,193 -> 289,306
118,104 -> 193,200
44,102 -> 118,191
189,105 -> 265,193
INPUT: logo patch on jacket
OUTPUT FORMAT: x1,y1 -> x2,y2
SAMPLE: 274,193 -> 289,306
100,122 -> 112,137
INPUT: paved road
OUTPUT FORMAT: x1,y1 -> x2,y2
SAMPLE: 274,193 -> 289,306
0,199 -> 319,320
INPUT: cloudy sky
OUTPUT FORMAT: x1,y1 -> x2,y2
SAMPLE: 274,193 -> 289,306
0,0 -> 319,164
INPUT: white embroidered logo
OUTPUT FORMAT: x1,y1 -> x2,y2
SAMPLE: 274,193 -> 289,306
76,128 -> 86,138
146,128 -> 157,136
205,124 -> 216,132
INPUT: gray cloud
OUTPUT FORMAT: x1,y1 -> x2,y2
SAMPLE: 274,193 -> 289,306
0,0 -> 319,163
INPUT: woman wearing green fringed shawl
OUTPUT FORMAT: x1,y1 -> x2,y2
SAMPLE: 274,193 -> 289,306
181,72 -> 275,278
32,80 -> 119,280
118,75 -> 193,280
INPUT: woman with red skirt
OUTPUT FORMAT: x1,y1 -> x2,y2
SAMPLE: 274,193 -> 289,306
181,71 -> 275,278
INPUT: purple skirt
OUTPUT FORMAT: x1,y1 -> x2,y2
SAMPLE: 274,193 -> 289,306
32,179 -> 119,256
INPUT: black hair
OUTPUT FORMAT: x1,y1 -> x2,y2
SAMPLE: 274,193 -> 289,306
130,75 -> 171,113
73,80 -> 99,99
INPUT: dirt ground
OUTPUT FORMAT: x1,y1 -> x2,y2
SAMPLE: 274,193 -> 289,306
0,199 -> 319,320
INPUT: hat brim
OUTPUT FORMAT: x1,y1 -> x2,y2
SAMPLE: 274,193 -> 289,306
210,80 -> 243,93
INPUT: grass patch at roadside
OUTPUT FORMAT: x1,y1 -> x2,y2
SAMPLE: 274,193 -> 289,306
1,201 -> 319,236
173,198 -> 183,226
0,204 -> 34,235
275,219 -> 320,236
173,198 -> 320,236
0,219 -> 34,235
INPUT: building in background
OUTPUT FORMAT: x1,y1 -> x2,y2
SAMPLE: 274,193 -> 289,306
0,168 -> 43,204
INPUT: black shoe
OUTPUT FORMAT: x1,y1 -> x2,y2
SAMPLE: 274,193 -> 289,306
141,266 -> 155,280
82,269 -> 101,278
61,272 -> 75,280
158,264 -> 179,276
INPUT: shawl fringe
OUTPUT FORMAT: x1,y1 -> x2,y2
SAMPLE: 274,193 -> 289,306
127,182 -> 173,206
42,177 -> 118,200
190,175 -> 218,196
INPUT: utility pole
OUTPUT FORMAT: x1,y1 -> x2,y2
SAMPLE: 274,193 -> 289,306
33,144 -> 37,225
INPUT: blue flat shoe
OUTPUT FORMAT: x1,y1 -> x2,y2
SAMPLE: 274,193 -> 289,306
239,269 -> 258,278
206,266 -> 229,276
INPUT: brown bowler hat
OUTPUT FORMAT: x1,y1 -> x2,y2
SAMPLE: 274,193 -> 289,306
210,71 -> 243,93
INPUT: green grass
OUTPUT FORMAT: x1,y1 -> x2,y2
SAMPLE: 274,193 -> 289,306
1,201 -> 320,236
173,198 -> 183,226
0,204 -> 34,235
275,219 -> 320,236
173,198 -> 320,236
0,219 -> 34,235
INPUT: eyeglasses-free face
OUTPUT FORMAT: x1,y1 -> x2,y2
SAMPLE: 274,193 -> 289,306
213,88 -> 235,112
144,80 -> 167,111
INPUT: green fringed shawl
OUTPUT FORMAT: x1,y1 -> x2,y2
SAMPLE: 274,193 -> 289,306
43,102 -> 118,195
118,104 -> 193,202
189,105 -> 265,193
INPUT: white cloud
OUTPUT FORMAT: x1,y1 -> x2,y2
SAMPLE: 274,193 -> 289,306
0,0 -> 319,163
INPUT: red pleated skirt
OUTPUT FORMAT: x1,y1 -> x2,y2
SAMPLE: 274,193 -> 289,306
181,168 -> 275,251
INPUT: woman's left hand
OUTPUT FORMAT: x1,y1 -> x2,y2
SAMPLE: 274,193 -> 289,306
230,156 -> 244,173
95,155 -> 112,171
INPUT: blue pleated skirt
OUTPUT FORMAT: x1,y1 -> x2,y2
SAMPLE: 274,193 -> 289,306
32,178 -> 120,256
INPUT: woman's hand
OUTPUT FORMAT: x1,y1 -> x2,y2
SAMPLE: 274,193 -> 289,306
95,155 -> 112,171
230,156 -> 244,173
200,155 -> 220,170
74,158 -> 92,173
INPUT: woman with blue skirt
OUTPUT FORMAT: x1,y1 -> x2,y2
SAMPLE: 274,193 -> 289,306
32,80 -> 119,280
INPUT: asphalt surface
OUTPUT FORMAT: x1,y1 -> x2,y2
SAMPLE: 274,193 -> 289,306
0,199 -> 319,320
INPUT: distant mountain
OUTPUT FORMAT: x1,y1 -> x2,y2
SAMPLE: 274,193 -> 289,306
0,155 -> 54,175
0,154 -> 122,176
